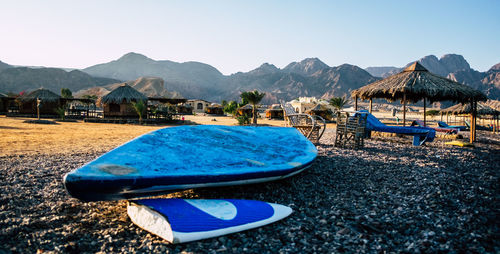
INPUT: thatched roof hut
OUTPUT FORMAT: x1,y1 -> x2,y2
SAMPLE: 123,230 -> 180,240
265,104 -> 284,119
351,62 -> 488,103
101,84 -> 147,104
0,93 -> 8,113
305,104 -> 333,120
20,88 -> 61,102
18,88 -> 62,115
100,84 -> 148,118
441,103 -> 500,116
206,103 -> 224,115
237,104 -> 254,117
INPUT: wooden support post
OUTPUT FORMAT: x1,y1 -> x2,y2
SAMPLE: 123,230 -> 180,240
354,96 -> 358,111
403,93 -> 406,127
473,100 -> 477,141
369,99 -> 373,114
423,98 -> 426,126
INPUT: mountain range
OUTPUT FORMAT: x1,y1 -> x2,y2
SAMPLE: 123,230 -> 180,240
0,53 -> 498,105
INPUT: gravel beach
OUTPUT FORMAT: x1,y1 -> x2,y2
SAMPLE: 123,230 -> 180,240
1,129 -> 499,253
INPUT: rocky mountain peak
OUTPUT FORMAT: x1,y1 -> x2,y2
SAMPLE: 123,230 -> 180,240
439,54 -> 470,73
117,52 -> 152,62
249,63 -> 279,75
282,57 -> 329,76
489,63 -> 500,72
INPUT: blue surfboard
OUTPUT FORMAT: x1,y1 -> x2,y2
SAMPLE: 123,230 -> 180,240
127,198 -> 293,243
64,125 -> 317,201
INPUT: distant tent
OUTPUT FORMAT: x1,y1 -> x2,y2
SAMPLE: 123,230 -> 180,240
18,88 -> 62,115
100,84 -> 147,118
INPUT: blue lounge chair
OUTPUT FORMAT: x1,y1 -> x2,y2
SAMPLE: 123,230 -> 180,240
437,121 -> 467,131
355,111 -> 436,146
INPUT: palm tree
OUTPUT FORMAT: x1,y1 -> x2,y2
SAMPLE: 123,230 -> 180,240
240,90 -> 266,125
132,100 -> 146,124
329,96 -> 348,118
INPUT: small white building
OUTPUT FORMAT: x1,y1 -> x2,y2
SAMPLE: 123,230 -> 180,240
289,97 -> 331,114
187,99 -> 212,113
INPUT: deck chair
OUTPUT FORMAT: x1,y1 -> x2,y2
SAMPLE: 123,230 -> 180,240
281,102 -> 326,143
334,112 -> 367,149
356,111 -> 436,146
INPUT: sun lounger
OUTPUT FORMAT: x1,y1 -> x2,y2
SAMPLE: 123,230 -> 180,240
411,120 -> 458,134
464,120 -> 491,131
355,111 -> 435,146
437,121 -> 467,131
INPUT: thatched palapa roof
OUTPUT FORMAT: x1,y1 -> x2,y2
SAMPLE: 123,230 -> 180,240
306,104 -> 330,113
441,103 -> 500,115
101,84 -> 147,104
20,88 -> 61,102
266,104 -> 283,111
351,62 -> 488,103
238,104 -> 253,110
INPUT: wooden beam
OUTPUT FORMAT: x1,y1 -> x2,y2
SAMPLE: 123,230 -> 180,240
369,99 -> 373,114
354,96 -> 358,111
423,98 -> 426,126
403,93 -> 406,127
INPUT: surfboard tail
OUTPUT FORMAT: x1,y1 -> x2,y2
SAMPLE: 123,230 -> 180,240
127,199 -> 293,243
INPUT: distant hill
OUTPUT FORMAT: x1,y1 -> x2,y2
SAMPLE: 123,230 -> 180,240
365,66 -> 399,77
82,53 -> 379,103
83,52 -> 225,100
74,77 -> 183,99
0,67 -> 120,95
0,60 -> 12,71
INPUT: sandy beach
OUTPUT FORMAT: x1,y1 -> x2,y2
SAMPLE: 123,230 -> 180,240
0,115 -> 499,253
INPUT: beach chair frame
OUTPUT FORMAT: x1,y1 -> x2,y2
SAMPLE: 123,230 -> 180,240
281,102 -> 326,143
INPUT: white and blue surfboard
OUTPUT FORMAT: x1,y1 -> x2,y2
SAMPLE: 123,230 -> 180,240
64,125 -> 317,201
127,198 -> 293,243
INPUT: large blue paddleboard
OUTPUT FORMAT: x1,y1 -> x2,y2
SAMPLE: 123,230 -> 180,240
64,125 -> 317,201
127,198 -> 292,243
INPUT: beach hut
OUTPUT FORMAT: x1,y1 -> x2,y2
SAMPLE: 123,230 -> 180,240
18,88 -> 63,115
351,62 -> 487,142
0,93 -> 8,114
100,84 -> 147,118
206,103 -> 224,115
265,104 -> 284,119
305,104 -> 333,121
176,103 -> 193,114
237,104 -> 254,117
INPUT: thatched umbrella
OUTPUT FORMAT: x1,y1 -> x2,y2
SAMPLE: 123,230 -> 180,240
441,102 -> 500,131
351,62 -> 487,142
441,102 -> 500,115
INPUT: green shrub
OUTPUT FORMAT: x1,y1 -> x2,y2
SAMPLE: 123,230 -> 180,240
236,114 -> 251,125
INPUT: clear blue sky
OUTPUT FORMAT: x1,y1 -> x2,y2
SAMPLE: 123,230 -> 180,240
1,0 -> 499,74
